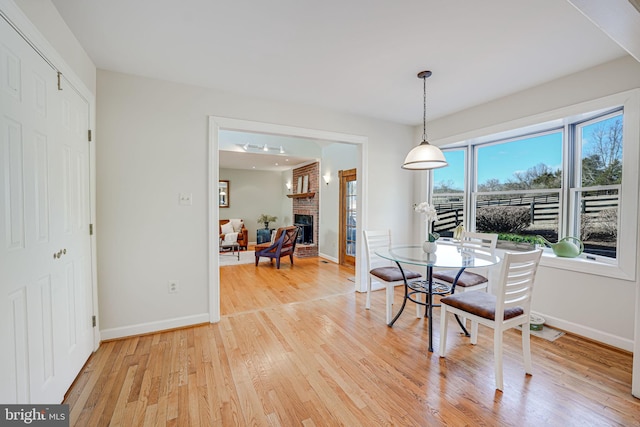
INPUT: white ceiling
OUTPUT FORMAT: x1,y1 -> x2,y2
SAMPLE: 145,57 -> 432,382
48,0 -> 639,170
219,151 -> 312,172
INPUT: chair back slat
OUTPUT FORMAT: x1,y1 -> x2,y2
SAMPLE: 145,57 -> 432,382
363,230 -> 393,272
495,250 -> 542,319
459,231 -> 498,255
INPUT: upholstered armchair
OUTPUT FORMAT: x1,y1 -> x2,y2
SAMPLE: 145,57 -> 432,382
254,226 -> 299,269
219,219 -> 248,250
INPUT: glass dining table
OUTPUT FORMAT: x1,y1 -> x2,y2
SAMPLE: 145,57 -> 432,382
375,242 -> 501,352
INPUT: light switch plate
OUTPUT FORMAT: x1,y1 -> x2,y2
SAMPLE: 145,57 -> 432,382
179,193 -> 192,206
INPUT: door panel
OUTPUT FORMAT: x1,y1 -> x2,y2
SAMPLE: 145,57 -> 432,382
339,168 -> 356,266
0,16 -> 93,404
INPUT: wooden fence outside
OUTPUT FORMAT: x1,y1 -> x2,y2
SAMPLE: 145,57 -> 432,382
433,192 -> 618,233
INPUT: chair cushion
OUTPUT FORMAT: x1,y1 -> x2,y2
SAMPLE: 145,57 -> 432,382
370,266 -> 421,282
223,232 -> 238,243
254,242 -> 270,251
229,218 -> 243,232
433,270 -> 487,288
440,291 -> 524,321
221,221 -> 234,235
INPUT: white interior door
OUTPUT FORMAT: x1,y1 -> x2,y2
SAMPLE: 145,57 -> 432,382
0,16 -> 93,404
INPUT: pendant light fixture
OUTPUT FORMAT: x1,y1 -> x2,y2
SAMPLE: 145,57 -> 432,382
402,70 -> 448,170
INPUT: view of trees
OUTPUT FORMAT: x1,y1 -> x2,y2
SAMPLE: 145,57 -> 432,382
477,163 -> 561,192
433,117 -> 623,193
581,118 -> 623,186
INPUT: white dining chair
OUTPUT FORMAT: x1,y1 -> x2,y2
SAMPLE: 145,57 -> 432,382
438,249 -> 542,391
433,231 -> 498,294
363,230 -> 422,323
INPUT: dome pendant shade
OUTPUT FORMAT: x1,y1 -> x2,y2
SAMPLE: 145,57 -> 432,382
402,70 -> 448,170
402,140 -> 448,170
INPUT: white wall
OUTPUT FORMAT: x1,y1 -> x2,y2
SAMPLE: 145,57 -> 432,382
429,56 -> 640,350
96,69 -> 415,335
219,168 -> 288,242
319,143 -> 358,261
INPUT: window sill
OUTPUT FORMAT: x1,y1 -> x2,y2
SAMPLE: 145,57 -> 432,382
496,247 -> 633,281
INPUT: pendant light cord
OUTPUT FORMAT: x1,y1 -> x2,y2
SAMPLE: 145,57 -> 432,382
422,75 -> 427,141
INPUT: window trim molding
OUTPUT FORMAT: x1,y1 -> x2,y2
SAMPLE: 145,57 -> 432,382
433,89 -> 639,281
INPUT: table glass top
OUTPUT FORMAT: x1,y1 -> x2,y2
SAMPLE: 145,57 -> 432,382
375,242 -> 500,268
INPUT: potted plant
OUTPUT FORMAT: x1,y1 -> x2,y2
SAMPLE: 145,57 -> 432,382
257,214 -> 277,229
496,233 -> 545,251
414,202 -> 440,253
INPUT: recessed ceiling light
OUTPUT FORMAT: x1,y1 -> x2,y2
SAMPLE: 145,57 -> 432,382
275,162 -> 279,166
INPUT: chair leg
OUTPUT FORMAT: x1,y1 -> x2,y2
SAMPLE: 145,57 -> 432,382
470,321 -> 479,345
494,328 -> 504,391
415,289 -> 422,318
385,282 -> 393,324
365,277 -> 372,310
522,324 -> 533,375
276,258 -> 281,269
439,306 -> 448,357
289,254 -> 294,265
255,255 -> 259,266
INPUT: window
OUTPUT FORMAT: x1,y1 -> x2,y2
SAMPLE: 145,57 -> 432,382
570,113 -> 622,258
475,131 -> 563,245
432,149 -> 466,237
430,89 -> 639,280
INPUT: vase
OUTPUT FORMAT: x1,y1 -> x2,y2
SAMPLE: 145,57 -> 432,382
422,241 -> 437,254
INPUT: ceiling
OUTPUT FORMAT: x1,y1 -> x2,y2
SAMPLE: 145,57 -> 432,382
49,0 -> 639,170
219,151 -> 312,172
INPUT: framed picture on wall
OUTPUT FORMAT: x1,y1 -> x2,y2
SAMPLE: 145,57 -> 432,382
297,176 -> 303,194
219,180 -> 229,207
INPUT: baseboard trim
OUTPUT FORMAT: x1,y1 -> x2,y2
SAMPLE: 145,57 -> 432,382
534,311 -> 633,352
319,253 -> 338,263
100,313 -> 210,341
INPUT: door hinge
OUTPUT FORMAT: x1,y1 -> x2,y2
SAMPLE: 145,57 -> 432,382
57,71 -> 63,91
92,315 -> 96,327
88,129 -> 92,142
89,224 -> 94,235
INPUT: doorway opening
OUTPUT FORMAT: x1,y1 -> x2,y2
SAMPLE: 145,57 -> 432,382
209,117 -> 368,323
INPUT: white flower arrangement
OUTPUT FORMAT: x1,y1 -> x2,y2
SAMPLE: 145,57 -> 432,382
414,202 -> 440,242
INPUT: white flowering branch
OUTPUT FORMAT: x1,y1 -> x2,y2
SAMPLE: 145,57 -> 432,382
414,202 -> 440,242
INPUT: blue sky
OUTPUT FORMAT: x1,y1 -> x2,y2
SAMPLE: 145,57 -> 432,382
434,133 -> 563,190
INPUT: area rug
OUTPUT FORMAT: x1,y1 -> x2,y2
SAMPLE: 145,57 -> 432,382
517,325 -> 565,342
219,250 -> 255,267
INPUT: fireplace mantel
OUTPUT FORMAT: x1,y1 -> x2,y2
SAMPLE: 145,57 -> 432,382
286,192 -> 315,199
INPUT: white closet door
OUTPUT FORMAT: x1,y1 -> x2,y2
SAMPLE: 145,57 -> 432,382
0,16 -> 93,404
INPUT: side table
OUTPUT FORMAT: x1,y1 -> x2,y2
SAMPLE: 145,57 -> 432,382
219,241 -> 240,260
257,228 -> 274,245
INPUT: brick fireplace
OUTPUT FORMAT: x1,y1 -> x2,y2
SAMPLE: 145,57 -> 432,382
290,162 -> 319,258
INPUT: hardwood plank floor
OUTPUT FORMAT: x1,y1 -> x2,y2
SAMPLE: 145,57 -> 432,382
65,257 -> 640,426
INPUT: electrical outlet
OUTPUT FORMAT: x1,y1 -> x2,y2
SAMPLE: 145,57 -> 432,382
178,193 -> 192,206
168,281 -> 178,293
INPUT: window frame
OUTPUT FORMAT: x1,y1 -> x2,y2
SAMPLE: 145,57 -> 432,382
430,89 -> 639,281
431,147 -> 469,237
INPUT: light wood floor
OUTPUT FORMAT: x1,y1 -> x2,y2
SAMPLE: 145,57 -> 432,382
64,257 -> 640,426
